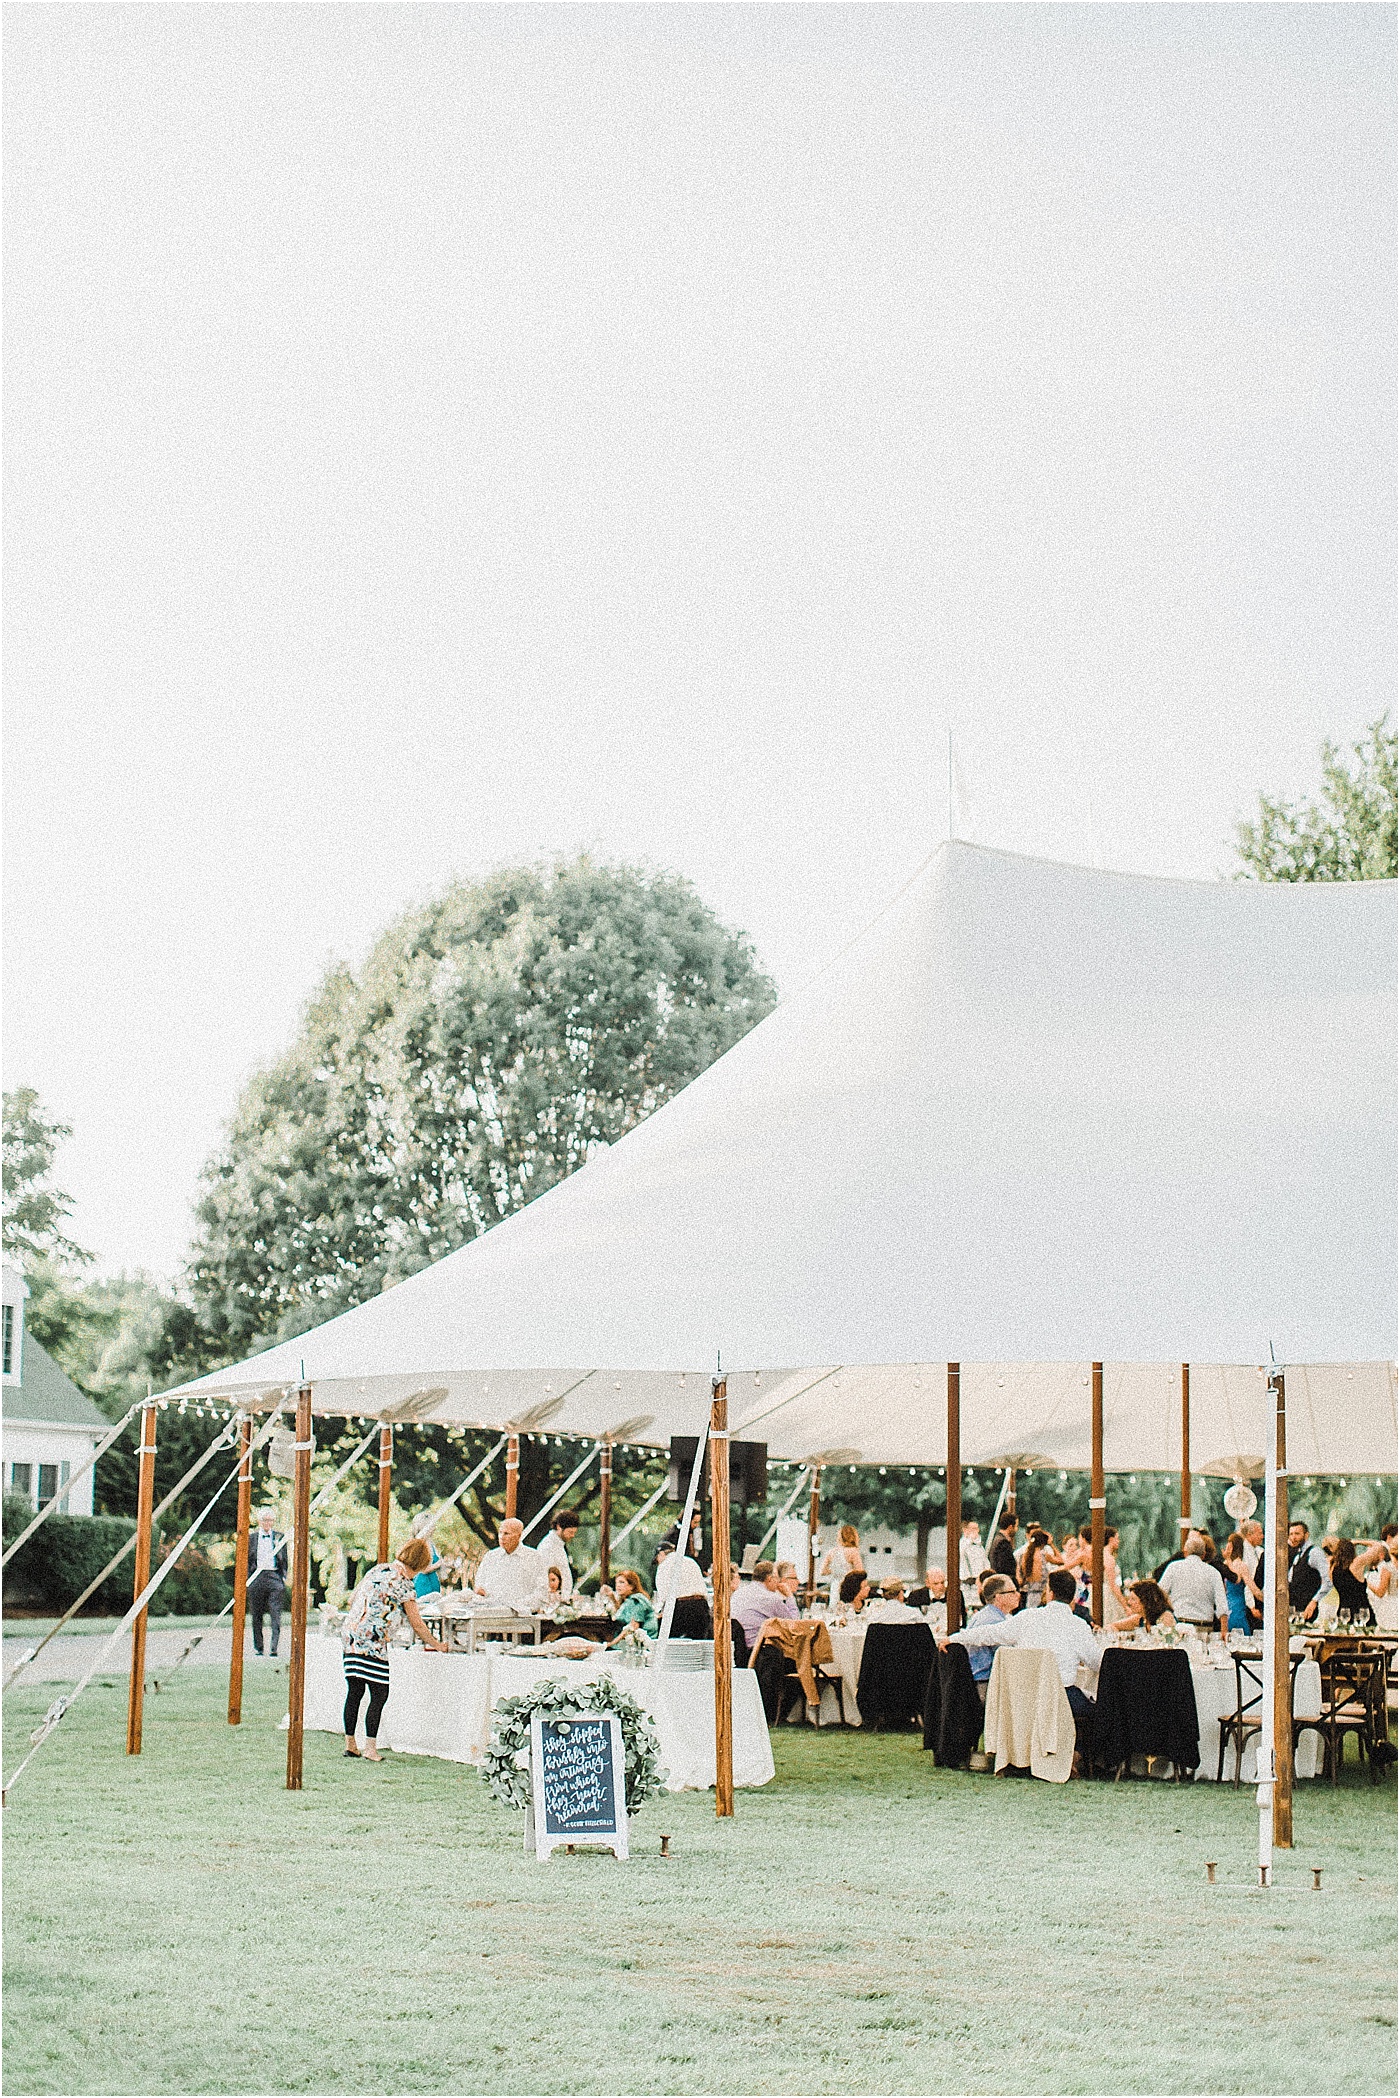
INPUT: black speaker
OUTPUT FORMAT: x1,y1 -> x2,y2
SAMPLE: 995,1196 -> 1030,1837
667,1435 -> 767,1504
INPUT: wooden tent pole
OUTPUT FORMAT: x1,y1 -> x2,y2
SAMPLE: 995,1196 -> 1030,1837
598,1440 -> 613,1585
285,1382 -> 313,1791
227,1414 -> 252,1725
1090,1362 -> 1105,1627
377,1424 -> 393,1564
710,1378 -> 733,1818
1271,1369 -> 1294,1848
125,1399 -> 158,1755
945,1364 -> 962,1633
505,1434 -> 519,1520
805,1466 -> 822,1608
1007,1468 -> 1017,1527
1180,1363 -> 1192,1535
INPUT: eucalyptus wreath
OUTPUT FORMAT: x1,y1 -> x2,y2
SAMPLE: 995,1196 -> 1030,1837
482,1675 -> 668,1814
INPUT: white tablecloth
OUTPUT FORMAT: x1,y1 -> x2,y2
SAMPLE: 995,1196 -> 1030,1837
306,1636 -> 774,1790
819,1625 -> 866,1726
1189,1655 -> 1322,1782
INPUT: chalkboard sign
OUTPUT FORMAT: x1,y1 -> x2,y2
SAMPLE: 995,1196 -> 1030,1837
528,1713 -> 629,1861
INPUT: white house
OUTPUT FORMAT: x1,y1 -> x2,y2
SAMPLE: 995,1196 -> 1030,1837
2,1261 -> 106,1515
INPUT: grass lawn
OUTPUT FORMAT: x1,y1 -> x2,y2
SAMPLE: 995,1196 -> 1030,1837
3,1666 -> 1395,2097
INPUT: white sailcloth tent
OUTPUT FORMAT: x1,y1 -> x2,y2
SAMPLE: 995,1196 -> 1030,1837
172,844 -> 1397,1477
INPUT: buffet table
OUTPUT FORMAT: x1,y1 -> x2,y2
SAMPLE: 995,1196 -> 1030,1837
304,1634 -> 774,1790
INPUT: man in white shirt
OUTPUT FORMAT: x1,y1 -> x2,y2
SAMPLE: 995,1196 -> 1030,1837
474,1517 -> 547,1612
959,1520 -> 991,1615
536,1510 -> 580,1601
1159,1537 -> 1229,1635
942,1569 -> 1102,1715
1240,1520 -> 1265,1583
655,1542 -> 711,1638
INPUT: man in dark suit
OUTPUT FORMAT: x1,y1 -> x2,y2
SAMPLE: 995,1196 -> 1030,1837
988,1512 -> 1018,1581
246,1507 -> 289,1658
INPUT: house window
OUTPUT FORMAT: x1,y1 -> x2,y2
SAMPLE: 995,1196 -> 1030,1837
2,1303 -> 12,1377
9,1462 -> 33,1502
38,1464 -> 59,1507
59,1460 -> 71,1513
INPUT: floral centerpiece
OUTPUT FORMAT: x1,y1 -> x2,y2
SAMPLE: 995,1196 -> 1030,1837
482,1675 -> 667,1814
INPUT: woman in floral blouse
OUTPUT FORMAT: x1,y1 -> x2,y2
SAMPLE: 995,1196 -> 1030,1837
342,1536 -> 446,1760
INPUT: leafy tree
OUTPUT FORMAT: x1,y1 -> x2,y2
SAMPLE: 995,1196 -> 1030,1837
2,1088 -> 91,1270
1235,715 -> 1397,881
183,856 -> 776,1359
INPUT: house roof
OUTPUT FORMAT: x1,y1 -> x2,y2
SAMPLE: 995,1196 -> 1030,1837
3,1336 -> 109,1431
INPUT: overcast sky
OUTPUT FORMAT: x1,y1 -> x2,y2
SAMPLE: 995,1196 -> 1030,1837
4,3 -> 1394,1284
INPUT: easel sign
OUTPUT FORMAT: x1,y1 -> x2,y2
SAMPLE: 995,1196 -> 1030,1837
527,1713 -> 628,1861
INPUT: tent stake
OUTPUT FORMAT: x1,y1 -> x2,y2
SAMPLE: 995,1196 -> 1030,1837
285,1382 -> 313,1791
125,1400 -> 157,1755
599,1440 -> 612,1585
505,1434 -> 519,1520
710,1378 -> 733,1818
946,1364 -> 962,1633
227,1415 -> 252,1725
1179,1364 -> 1192,1533
377,1424 -> 393,1564
1090,1363 -> 1105,1627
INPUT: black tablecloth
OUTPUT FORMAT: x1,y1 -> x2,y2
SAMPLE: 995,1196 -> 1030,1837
1092,1647 -> 1200,1773
921,1644 -> 985,1766
856,1622 -> 936,1730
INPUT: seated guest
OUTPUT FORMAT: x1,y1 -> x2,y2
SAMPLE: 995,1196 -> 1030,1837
907,1566 -> 946,1609
1159,1536 -> 1229,1636
1111,1579 -> 1176,1633
474,1517 -> 547,1612
733,1561 -> 799,1653
656,1541 -> 711,1638
839,1570 -> 871,1614
609,1567 -> 659,1639
545,1564 -> 565,1604
942,1568 -> 1101,1716
863,1580 -> 924,1624
960,1573 -> 1020,1700
413,1543 -> 443,1600
773,1560 -> 803,1598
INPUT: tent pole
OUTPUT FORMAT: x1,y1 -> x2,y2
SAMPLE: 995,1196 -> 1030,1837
945,1364 -> 962,1633
227,1415 -> 252,1725
125,1400 -> 158,1755
1007,1467 -> 1017,1527
1270,1369 -> 1294,1849
1090,1363 -> 1105,1627
710,1378 -> 733,1818
285,1382 -> 313,1792
505,1434 -> 519,1520
599,1440 -> 612,1585
377,1424 -> 392,1564
1179,1363 -> 1192,1534
804,1466 -> 822,1608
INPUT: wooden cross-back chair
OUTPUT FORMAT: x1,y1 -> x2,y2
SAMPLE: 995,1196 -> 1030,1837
1299,1647 -> 1390,1785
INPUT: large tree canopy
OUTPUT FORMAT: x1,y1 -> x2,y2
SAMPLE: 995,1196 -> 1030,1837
1235,715 -> 1397,881
185,857 -> 777,1358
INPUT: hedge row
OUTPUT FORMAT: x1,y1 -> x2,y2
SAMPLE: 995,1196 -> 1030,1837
1,1495 -> 229,1616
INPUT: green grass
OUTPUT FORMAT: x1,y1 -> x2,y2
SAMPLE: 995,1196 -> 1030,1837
3,1667 -> 1395,2097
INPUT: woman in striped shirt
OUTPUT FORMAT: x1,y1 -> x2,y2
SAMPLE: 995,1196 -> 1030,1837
342,1536 -> 446,1760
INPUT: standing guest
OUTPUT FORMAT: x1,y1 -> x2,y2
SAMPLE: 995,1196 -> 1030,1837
608,1567 -> 659,1639
1018,1526 -> 1052,1609
958,1520 -> 990,1614
413,1543 -> 443,1599
839,1570 -> 872,1614
536,1509 -> 581,1600
474,1517 -> 548,1612
1356,1525 -> 1397,1630
958,1573 -> 1020,1700
1111,1580 -> 1176,1633
1329,1539 -> 1375,1624
1240,1519 -> 1265,1584
942,1569 -> 1101,1718
820,1524 -> 864,1604
1221,1533 -> 1262,1631
733,1561 -> 799,1653
655,1541 -> 711,1638
342,1537 -> 447,1761
1075,1523 -> 1127,1623
246,1507 -> 289,1660
1159,1536 -> 1229,1636
1287,1521 -> 1331,1620
989,1512 -> 1019,1581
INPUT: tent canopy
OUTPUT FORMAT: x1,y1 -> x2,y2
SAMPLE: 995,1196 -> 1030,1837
172,843 -> 1397,1475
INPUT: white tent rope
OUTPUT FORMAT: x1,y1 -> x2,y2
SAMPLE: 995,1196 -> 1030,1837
2,1419 -> 278,1801
576,1477 -> 671,1586
749,1466 -> 813,1560
0,1397 -> 145,1569
985,1467 -> 1012,1544
2,1410 -> 254,1694
411,1434 -> 509,1540
520,1441 -> 602,1539
651,1425 -> 709,1670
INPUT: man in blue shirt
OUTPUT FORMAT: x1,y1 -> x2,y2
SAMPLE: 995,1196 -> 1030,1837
960,1573 -> 1019,1699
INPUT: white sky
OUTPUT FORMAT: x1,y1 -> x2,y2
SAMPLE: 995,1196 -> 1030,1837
4,3 -> 1394,1284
